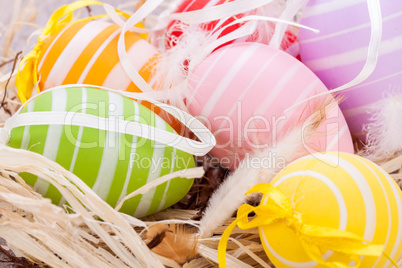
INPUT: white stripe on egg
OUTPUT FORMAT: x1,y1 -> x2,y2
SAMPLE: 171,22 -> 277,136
217,50 -> 281,130
304,35 -> 402,71
21,101 -> 35,150
38,24 -> 73,71
301,0 -> 366,18
301,11 -> 402,44
187,45 -> 231,107
371,163 -> 402,267
273,170 -> 348,229
77,29 -> 122,83
156,147 -> 177,212
348,154 -> 392,268
92,91 -> 124,200
134,114 -> 166,217
117,100 -> 140,204
59,87 -> 89,207
308,154 -> 377,242
69,87 -> 88,173
326,124 -> 348,151
34,88 -> 67,195
201,43 -> 262,118
44,22 -> 110,89
256,63 -> 302,116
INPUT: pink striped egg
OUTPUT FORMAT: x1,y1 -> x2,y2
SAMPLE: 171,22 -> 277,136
187,43 -> 353,170
299,0 -> 402,140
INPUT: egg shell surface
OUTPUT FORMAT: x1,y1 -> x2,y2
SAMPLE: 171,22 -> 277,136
262,151 -> 402,268
8,86 -> 195,217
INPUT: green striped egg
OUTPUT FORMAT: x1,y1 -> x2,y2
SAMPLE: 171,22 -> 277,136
8,86 -> 195,217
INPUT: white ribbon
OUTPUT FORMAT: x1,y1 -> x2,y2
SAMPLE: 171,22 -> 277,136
285,0 -> 383,112
110,0 -> 319,101
107,0 -> 380,124
115,166 -> 204,211
269,0 -> 309,49
116,0 -> 166,93
187,14 -> 318,73
114,0 -> 309,97
5,84 -> 216,157
331,0 -> 382,93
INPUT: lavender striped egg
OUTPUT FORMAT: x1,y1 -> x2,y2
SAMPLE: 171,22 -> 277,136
187,43 -> 354,170
299,0 -> 402,140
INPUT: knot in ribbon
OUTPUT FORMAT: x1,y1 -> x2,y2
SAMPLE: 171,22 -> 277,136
218,183 -> 398,268
285,212 -> 303,232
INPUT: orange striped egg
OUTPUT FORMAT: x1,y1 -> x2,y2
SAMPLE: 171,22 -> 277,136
262,152 -> 402,267
35,20 -> 184,130
38,20 -> 158,93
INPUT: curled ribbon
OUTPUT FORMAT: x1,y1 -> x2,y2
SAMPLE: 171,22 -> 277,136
6,84 -> 216,157
16,0 -> 130,103
218,183 -> 398,268
111,0 -> 318,107
285,0 -> 383,113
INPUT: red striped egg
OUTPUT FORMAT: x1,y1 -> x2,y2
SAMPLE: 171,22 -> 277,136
166,0 -> 299,56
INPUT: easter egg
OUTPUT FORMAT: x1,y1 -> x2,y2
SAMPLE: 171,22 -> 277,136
7,86 -> 195,217
187,43 -> 353,169
38,20 -> 157,93
35,19 -> 184,132
168,0 -> 248,46
261,152 -> 402,267
299,0 -> 402,140
166,0 -> 299,56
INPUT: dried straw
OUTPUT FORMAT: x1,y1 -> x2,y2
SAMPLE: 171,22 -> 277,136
0,1 -> 401,267
0,144 -> 277,267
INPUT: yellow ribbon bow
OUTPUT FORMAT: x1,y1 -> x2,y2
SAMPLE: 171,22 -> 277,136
218,183 -> 398,268
16,0 -> 131,103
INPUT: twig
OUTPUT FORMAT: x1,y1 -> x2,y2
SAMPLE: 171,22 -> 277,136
0,58 -> 15,68
0,51 -> 21,111
0,246 -> 35,268
86,6 -> 93,17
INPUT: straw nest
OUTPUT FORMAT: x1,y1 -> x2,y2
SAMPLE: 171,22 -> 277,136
0,1 -> 401,267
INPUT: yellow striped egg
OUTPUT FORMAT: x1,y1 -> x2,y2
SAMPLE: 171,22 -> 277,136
261,152 -> 402,267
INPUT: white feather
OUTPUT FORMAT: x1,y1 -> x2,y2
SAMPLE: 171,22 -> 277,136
363,90 -> 402,161
148,0 -> 303,109
198,98 -> 333,238
149,24 -> 211,110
